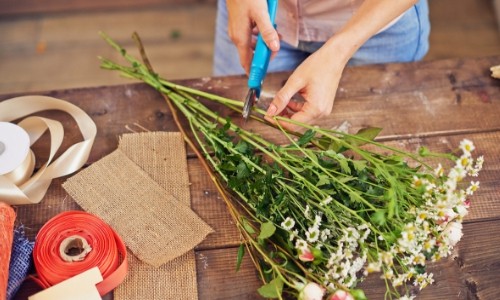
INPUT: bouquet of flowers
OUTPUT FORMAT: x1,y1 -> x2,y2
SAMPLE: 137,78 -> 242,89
100,33 -> 483,300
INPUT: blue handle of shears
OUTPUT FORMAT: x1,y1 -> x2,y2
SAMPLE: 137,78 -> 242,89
247,0 -> 278,96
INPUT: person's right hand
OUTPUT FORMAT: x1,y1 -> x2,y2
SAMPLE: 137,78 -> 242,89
226,0 -> 280,73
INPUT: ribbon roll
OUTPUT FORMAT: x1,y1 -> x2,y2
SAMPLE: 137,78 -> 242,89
33,211 -> 128,296
0,95 -> 96,205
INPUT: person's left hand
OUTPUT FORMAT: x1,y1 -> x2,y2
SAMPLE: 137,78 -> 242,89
264,43 -> 348,131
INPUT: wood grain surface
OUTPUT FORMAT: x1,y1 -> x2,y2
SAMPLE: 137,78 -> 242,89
3,55 -> 500,299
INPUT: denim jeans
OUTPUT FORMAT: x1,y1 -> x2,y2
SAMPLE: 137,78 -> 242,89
213,0 -> 430,76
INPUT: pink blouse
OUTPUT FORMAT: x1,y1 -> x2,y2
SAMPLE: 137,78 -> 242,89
276,0 -> 403,47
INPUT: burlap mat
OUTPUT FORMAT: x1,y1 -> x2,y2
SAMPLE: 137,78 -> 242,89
63,148 -> 212,267
118,132 -> 192,205
116,250 -> 198,300
115,132 -> 202,300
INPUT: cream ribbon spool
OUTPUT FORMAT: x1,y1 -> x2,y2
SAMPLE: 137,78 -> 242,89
0,95 -> 97,205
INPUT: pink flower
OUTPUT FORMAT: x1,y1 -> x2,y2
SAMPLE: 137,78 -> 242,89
328,290 -> 354,300
299,249 -> 315,262
300,282 -> 325,300
464,199 -> 471,208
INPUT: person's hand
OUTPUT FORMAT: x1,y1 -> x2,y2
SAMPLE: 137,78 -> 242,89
265,44 -> 348,131
226,0 -> 280,73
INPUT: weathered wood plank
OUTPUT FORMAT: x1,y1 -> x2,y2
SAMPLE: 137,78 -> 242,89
0,0 -> 205,16
0,5 -> 216,94
194,218 -> 500,299
196,247 -> 262,300
0,41 -> 214,94
428,0 -> 500,60
35,6 -> 215,46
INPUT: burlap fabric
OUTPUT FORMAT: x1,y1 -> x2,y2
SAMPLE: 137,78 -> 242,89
64,132 -> 209,299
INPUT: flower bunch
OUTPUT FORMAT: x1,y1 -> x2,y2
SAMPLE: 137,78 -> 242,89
99,33 -> 483,299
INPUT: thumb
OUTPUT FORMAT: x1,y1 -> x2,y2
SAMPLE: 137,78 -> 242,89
253,11 -> 280,52
267,77 -> 304,116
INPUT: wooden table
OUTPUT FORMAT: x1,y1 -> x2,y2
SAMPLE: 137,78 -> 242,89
3,55 -> 500,299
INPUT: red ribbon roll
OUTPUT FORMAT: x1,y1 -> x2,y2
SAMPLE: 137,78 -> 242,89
33,211 -> 127,296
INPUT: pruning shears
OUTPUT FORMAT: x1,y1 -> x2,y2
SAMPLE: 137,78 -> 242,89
242,0 -> 279,122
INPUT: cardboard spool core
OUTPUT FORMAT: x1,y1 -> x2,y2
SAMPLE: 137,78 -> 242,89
0,141 -> 5,155
59,235 -> 92,262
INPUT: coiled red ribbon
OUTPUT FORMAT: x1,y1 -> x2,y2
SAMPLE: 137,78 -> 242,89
33,211 -> 127,296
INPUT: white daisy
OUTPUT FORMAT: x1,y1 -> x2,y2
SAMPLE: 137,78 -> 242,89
281,217 -> 295,230
306,227 -> 320,243
459,139 -> 475,154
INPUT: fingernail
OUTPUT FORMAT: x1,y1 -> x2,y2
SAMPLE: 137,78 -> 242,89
266,104 -> 277,116
270,40 -> 279,51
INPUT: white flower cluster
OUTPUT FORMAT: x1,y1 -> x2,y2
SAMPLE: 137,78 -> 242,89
280,140 -> 483,299
374,139 -> 482,292
324,224 -> 370,289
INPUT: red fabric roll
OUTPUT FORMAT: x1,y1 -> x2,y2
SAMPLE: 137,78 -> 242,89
33,211 -> 127,296
0,202 -> 15,300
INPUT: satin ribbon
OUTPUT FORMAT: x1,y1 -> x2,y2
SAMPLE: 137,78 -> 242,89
32,211 -> 128,296
0,96 -> 97,205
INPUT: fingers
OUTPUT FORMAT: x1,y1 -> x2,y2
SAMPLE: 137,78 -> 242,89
271,102 -> 318,131
264,77 -> 334,131
226,0 -> 279,73
287,105 -> 321,130
266,76 -> 304,117
252,10 -> 280,52
286,101 -> 304,112
228,21 -> 253,73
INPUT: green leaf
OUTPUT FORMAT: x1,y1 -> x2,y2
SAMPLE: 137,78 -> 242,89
223,117 -> 231,131
305,150 -> 319,165
350,289 -> 368,300
352,160 -> 367,172
316,174 -> 330,186
338,158 -> 351,174
297,129 -> 315,146
349,191 -> 363,203
234,141 -> 249,154
418,146 -> 430,157
318,136 -> 346,153
241,217 -> 255,234
257,277 -> 284,298
292,166 -> 305,172
346,127 -> 382,147
384,188 -> 396,219
371,209 -> 387,226
258,221 -> 276,240
219,161 -> 237,171
356,127 -> 382,141
324,149 -> 336,156
311,247 -> 324,265
338,176 -> 355,183
236,161 -> 250,179
235,243 -> 245,272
